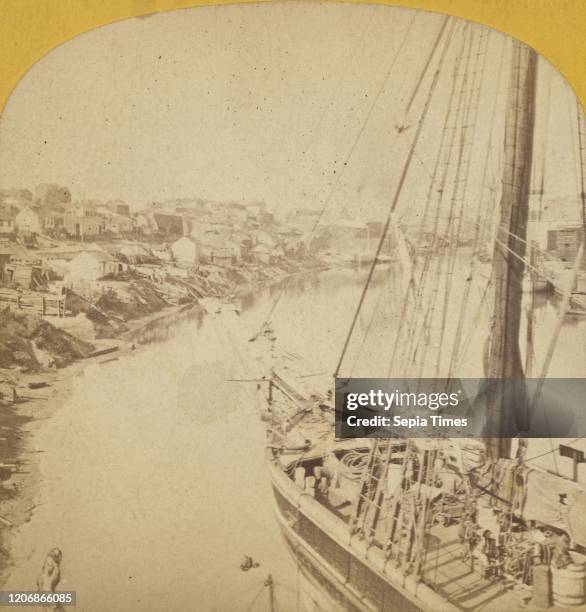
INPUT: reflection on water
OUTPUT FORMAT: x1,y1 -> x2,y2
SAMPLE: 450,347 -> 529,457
130,303 -> 205,346
2,266 -> 585,611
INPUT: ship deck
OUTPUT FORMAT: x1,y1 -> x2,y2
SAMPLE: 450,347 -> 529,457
420,526 -> 524,610
317,478 -> 527,610
266,381 -> 586,611
273,441 -> 586,611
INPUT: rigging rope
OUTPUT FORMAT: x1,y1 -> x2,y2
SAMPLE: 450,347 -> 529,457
305,12 -> 419,245
447,32 -> 507,378
433,26 -> 489,378
387,21 -> 472,378
392,23 -> 484,379
391,22 -> 484,379
575,92 -> 586,230
243,583 -> 269,612
334,15 -> 455,379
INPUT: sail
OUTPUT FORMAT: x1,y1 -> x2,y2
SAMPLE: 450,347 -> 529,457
484,41 -> 538,456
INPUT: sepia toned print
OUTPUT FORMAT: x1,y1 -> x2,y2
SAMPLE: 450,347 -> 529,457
0,3 -> 585,610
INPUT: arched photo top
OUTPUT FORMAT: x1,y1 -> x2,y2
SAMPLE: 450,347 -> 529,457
0,3 -> 583,221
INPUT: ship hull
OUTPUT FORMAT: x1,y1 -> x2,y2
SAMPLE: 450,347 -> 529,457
278,512 -> 369,612
266,448 -> 460,612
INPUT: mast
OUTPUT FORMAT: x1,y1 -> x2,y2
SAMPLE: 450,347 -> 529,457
485,41 -> 538,458
265,574 -> 276,612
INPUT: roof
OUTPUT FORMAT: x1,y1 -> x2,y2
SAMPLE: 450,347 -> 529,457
153,213 -> 183,232
16,205 -> 42,216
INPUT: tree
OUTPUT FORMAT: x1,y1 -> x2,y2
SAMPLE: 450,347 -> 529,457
34,183 -> 72,206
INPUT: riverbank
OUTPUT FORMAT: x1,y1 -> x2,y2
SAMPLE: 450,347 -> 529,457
0,255 -> 329,584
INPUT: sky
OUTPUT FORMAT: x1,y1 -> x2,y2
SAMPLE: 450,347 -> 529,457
0,2 -> 582,222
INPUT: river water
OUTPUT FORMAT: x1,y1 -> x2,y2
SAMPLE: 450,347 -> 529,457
3,265 -> 586,611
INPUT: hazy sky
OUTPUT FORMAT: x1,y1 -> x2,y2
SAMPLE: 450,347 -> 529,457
0,3 -> 582,221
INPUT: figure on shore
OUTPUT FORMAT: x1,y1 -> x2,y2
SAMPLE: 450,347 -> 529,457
37,548 -> 62,592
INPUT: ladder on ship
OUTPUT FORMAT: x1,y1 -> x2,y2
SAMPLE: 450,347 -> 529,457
349,440 -> 442,574
349,439 -> 398,544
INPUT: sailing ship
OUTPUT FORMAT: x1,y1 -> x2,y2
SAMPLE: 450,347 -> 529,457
256,14 -> 586,612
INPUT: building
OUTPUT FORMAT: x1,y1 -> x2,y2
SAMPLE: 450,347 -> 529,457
0,245 -> 45,289
171,236 -> 201,266
224,239 -> 243,263
43,205 -> 69,233
14,204 -> 69,236
153,213 -> 184,237
15,206 -> 43,233
547,225 -> 585,264
67,250 -> 124,281
0,244 -> 14,281
0,209 -> 16,237
133,212 -> 157,236
105,200 -> 131,216
44,258 -> 70,280
196,234 -> 232,265
97,208 -> 135,234
230,231 -> 253,259
64,202 -> 104,240
244,201 -> 272,228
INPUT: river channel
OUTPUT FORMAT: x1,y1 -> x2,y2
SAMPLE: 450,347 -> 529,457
3,265 -> 586,611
